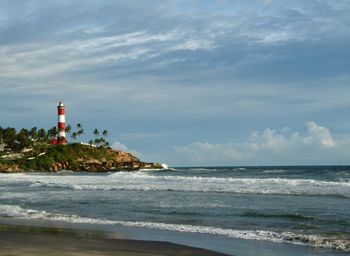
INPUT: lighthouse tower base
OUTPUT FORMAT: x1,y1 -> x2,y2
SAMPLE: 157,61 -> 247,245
51,138 -> 67,145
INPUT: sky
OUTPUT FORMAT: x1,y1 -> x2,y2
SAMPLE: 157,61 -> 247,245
1,0 -> 350,166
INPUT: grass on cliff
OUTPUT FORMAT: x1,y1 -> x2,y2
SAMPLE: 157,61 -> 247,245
11,143 -> 113,171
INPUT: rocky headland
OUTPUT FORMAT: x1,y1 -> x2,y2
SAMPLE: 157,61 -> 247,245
0,143 -> 162,173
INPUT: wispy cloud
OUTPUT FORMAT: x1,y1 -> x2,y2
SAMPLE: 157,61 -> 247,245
0,1 -> 350,165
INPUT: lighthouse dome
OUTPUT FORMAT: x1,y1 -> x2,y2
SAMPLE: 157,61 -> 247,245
58,101 -> 65,107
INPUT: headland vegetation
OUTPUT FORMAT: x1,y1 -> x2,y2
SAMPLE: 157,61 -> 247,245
0,125 -> 161,173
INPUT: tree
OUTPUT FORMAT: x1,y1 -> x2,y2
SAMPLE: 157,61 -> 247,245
93,128 -> 100,137
47,126 -> 58,139
71,132 -> 77,141
65,124 -> 72,134
0,126 -> 4,143
75,123 -> 84,141
3,127 -> 17,148
77,128 -> 84,136
94,138 -> 101,147
15,128 -> 32,150
37,128 -> 47,142
102,129 -> 108,137
30,127 -> 38,141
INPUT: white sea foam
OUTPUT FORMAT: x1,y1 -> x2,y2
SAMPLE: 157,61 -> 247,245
188,168 -> 213,171
0,172 -> 350,197
262,169 -> 288,174
0,204 -> 348,251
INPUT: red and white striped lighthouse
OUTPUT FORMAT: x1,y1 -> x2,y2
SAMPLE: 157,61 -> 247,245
56,101 -> 67,144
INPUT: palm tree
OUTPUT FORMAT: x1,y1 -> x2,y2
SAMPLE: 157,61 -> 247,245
37,128 -> 47,142
93,128 -> 100,137
102,129 -> 108,137
77,128 -> 84,136
95,137 -> 107,147
71,132 -> 77,141
16,128 -> 32,149
75,123 -> 84,141
30,127 -> 37,141
65,124 -> 72,134
3,127 -> 16,149
48,126 -> 58,139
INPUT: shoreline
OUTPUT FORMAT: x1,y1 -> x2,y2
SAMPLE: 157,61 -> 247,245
0,223 -> 229,256
1,217 -> 345,256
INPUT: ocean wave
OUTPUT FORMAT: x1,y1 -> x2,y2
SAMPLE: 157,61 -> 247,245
0,204 -> 348,252
242,211 -> 316,221
242,211 -> 350,226
1,172 -> 350,197
186,167 -> 246,172
188,168 -> 211,171
262,169 -> 288,174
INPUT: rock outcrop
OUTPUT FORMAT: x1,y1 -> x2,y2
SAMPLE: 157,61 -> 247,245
0,163 -> 21,173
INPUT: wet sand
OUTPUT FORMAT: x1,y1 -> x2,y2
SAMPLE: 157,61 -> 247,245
0,224 -> 229,256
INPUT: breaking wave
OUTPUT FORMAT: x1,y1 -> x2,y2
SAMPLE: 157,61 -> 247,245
0,204 -> 348,252
0,172 -> 349,197
262,169 -> 288,174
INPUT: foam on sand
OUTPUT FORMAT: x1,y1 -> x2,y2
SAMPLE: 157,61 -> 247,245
0,204 -> 348,252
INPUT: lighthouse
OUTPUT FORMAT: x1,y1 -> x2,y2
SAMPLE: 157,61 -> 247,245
56,101 -> 67,144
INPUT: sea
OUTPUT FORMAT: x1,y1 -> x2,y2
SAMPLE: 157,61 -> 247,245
0,166 -> 349,256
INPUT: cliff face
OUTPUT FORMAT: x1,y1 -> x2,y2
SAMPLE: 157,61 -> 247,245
68,149 -> 155,172
0,144 -> 160,173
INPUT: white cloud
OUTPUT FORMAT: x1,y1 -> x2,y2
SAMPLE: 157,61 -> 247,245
169,39 -> 215,51
173,122 -> 346,165
111,141 -> 163,163
247,129 -> 287,152
111,141 -> 129,152
305,121 -> 335,147
0,31 -> 178,78
0,29 -> 216,79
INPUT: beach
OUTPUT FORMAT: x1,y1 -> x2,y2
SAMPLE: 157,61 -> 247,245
0,223 -> 227,256
0,166 -> 349,255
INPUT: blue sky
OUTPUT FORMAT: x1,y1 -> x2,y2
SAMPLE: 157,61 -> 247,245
1,0 -> 350,166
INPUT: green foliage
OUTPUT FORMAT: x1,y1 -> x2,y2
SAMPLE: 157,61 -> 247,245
93,128 -> 99,137
1,124 -> 113,171
47,126 -> 58,139
9,143 -> 113,171
65,125 -> 72,134
1,127 -> 17,148
71,132 -> 77,141
37,128 -> 47,142
13,128 -> 33,150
